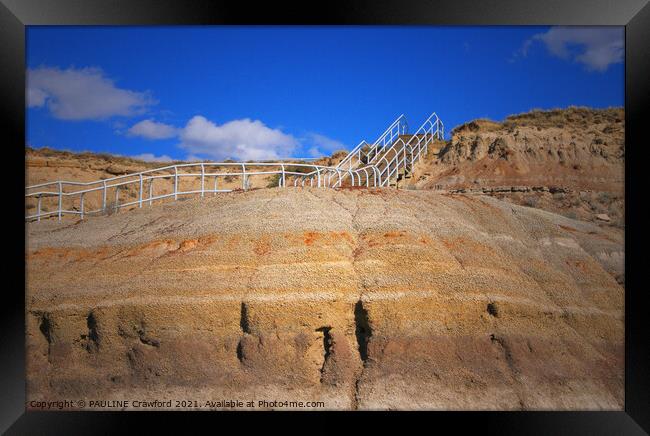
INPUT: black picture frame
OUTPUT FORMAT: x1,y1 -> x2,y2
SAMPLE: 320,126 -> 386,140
2,0 -> 648,433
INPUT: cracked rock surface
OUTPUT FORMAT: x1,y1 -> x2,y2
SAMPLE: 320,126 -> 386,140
26,188 -> 623,410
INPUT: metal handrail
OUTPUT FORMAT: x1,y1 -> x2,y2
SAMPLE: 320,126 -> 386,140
377,112 -> 442,186
26,161 -> 366,222
333,113 -> 443,186
285,114 -> 409,183
336,114 -> 408,171
330,112 -> 442,188
25,112 -> 444,222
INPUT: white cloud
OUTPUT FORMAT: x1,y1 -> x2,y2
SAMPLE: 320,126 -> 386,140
513,27 -> 623,72
308,133 -> 346,152
27,66 -> 155,120
508,39 -> 534,63
307,146 -> 323,158
128,119 -> 178,140
304,132 -> 347,157
27,87 -> 48,107
129,153 -> 174,163
178,116 -> 298,161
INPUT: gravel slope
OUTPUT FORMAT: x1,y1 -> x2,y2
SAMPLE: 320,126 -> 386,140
26,188 -> 624,410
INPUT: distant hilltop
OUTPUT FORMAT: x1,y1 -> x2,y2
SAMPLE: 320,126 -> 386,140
404,107 -> 624,228
427,106 -> 624,190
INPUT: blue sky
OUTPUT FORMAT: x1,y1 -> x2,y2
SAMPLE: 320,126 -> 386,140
26,26 -> 624,162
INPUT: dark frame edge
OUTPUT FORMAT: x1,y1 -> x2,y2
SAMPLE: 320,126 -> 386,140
1,0 -> 648,434
0,0 -> 27,433
624,0 -> 650,433
2,0 -> 649,25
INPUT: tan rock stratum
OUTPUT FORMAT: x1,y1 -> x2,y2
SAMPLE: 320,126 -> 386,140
408,107 -> 625,229
26,187 -> 623,410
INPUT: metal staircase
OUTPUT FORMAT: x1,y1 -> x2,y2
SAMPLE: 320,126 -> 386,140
332,112 -> 443,188
291,112 -> 443,189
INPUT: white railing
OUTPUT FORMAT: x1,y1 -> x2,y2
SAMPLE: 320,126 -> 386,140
25,162 -> 338,222
373,112 -> 443,187
336,114 -> 408,171
25,112 -> 444,222
324,112 -> 443,188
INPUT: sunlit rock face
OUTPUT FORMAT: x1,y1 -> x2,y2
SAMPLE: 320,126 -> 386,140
26,188 -> 623,410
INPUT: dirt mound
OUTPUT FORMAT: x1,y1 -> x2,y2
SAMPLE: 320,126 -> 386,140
408,107 -> 624,227
441,107 -> 623,169
26,188 -> 623,410
26,147 -> 168,184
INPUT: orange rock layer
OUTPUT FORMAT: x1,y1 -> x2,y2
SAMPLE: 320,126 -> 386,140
26,188 -> 624,410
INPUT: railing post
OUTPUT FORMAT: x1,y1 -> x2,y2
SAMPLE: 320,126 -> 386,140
242,164 -> 247,190
37,195 -> 41,223
80,193 -> 85,219
139,173 -> 143,208
316,168 -> 321,187
58,181 -> 62,222
149,178 -> 154,206
102,180 -> 107,211
384,161 -> 389,186
281,165 -> 285,188
214,175 -> 218,196
174,166 -> 178,200
201,164 -> 205,197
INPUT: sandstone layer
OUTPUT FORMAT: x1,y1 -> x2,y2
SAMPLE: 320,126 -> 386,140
408,107 -> 624,228
26,188 -> 624,410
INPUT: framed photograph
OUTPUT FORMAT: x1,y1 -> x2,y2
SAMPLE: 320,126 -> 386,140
2,0 -> 648,433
